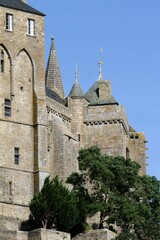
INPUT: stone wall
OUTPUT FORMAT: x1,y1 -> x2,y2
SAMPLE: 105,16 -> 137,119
0,228 -> 117,240
48,114 -> 79,182
0,203 -> 30,231
82,121 -> 126,157
129,132 -> 146,175
28,229 -> 70,240
72,229 -> 116,240
0,3 -> 48,226
0,229 -> 70,240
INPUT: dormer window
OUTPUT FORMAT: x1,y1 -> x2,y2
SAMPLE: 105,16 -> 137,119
6,13 -> 13,31
27,19 -> 35,36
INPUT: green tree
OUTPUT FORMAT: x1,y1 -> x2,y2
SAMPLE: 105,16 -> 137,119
114,175 -> 160,240
29,176 -> 78,232
67,146 -> 160,239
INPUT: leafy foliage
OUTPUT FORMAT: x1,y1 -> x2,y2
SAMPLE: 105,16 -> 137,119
29,176 -> 78,232
28,146 -> 160,239
67,146 -> 160,239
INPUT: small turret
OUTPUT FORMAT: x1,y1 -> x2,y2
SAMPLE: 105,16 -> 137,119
69,64 -> 84,98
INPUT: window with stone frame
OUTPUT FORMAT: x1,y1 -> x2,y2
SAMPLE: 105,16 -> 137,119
14,147 -> 20,165
6,13 -> 13,31
4,99 -> 11,117
27,19 -> 35,36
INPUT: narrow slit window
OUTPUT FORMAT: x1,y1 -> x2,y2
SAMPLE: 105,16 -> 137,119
14,147 -> 20,165
6,13 -> 13,31
27,19 -> 35,36
9,181 -> 12,195
4,99 -> 11,117
126,147 -> 130,159
78,134 -> 80,142
0,50 -> 4,73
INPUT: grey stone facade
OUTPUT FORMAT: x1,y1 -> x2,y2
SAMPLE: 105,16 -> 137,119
0,0 -> 146,237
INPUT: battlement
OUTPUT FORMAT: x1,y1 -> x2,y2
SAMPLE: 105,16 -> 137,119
83,104 -> 129,134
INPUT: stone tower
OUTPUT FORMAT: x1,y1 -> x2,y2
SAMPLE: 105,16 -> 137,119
0,0 -> 48,230
67,60 -> 146,175
45,38 -> 79,182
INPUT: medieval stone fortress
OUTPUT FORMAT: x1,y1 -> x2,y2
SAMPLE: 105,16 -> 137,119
0,0 -> 146,238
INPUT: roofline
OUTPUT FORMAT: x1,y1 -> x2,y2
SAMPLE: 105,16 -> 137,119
0,4 -> 45,16
88,102 -> 119,106
68,96 -> 84,99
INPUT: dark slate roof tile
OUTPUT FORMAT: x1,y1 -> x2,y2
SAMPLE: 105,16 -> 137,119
46,87 -> 65,105
68,80 -> 84,98
45,38 -> 64,99
0,0 -> 45,16
84,81 -> 118,105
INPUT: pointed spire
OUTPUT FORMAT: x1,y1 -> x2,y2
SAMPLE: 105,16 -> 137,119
68,64 -> 84,98
75,62 -> 78,83
45,37 -> 64,99
97,48 -> 103,81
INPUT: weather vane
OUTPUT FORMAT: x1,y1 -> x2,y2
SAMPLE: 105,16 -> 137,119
98,48 -> 103,80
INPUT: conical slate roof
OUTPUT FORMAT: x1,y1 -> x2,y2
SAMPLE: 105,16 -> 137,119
45,38 -> 64,100
0,0 -> 45,16
84,80 -> 118,105
69,79 -> 84,98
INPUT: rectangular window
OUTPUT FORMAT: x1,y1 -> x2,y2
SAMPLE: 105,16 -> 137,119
6,13 -> 13,31
4,99 -> 11,117
78,134 -> 80,142
27,19 -> 35,36
14,147 -> 20,165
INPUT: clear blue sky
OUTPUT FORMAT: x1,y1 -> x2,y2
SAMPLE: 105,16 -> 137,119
28,0 -> 160,180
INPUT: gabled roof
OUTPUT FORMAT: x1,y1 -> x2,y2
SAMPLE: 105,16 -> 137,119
84,80 -> 118,105
0,0 -> 45,16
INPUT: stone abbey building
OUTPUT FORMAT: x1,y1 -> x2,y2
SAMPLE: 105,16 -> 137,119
0,0 -> 146,234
